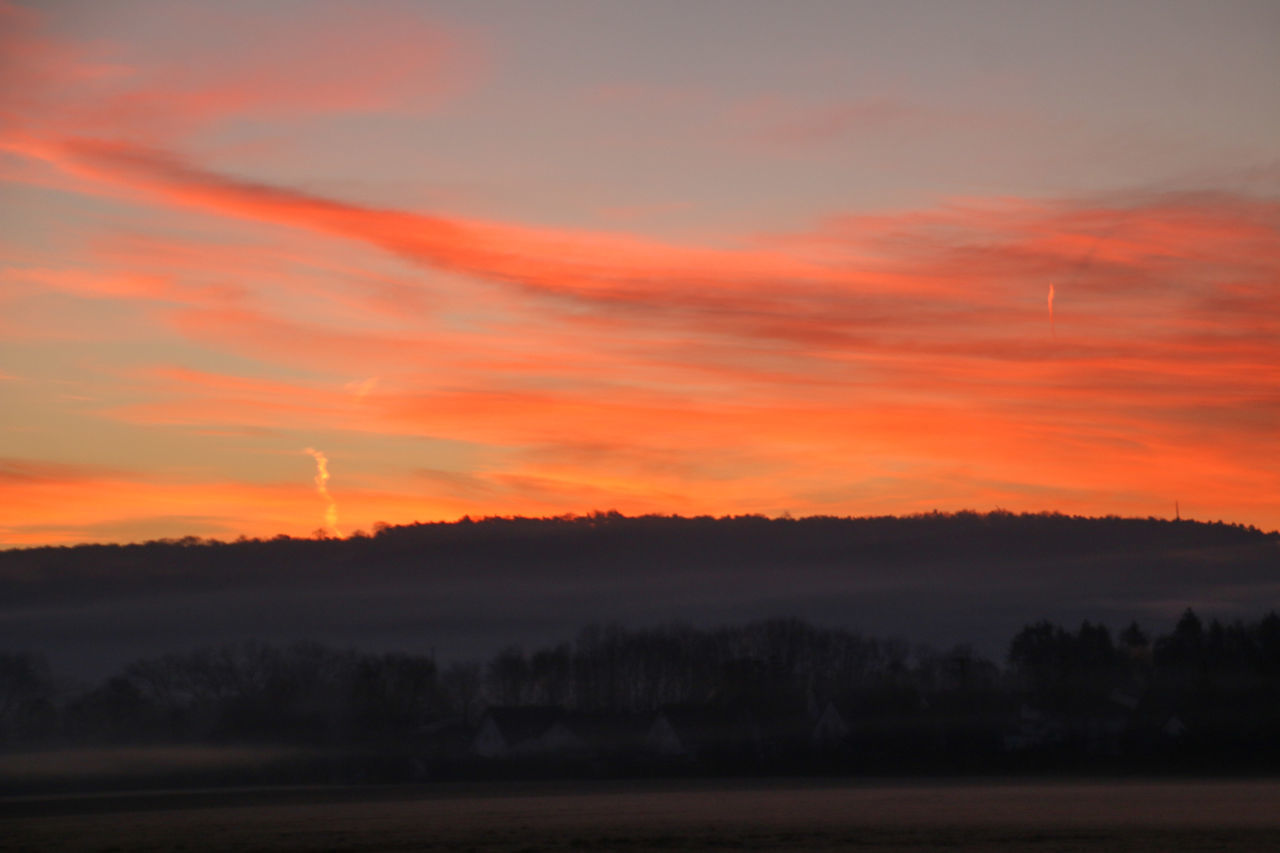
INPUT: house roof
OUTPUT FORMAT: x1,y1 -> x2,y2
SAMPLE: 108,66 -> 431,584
567,711 -> 649,747
480,705 -> 565,744
654,705 -> 758,743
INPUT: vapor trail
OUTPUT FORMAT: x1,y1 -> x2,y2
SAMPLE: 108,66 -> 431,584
1048,283 -> 1056,337
303,447 -> 341,537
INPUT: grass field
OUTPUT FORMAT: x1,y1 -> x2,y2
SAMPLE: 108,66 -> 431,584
4,779 -> 1280,852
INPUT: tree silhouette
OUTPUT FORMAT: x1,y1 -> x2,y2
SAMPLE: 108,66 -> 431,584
0,652 -> 54,744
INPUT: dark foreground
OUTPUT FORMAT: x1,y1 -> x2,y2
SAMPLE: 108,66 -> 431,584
4,779 -> 1280,852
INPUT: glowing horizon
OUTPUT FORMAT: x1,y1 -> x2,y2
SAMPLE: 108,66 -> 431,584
2,0 -> 1278,546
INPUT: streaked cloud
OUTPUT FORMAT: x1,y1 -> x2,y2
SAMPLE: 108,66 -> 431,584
1,1 -> 1277,545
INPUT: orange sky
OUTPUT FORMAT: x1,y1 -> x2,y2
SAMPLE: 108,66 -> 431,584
2,1 -> 1278,545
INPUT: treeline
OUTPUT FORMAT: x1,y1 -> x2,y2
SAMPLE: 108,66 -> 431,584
4,610 -> 1280,776
1,621 -> 912,747
1007,610 -> 1280,760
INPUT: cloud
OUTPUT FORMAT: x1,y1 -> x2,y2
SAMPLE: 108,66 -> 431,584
0,454 -> 471,547
2,2 -> 1277,539
10,159 -> 1275,532
40,162 -> 1272,536
97,350 -> 1278,530
740,96 -> 956,149
0,0 -> 477,144
20,136 -> 888,304
1,265 -> 226,305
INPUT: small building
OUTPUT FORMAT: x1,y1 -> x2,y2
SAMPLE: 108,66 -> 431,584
811,700 -> 851,748
646,705 -> 761,762
1108,688 -> 1140,711
471,706 -> 588,759
1002,704 -> 1067,751
1162,714 -> 1188,739
572,712 -> 650,759
418,716 -> 474,758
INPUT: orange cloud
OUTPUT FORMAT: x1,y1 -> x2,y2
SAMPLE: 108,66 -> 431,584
99,354 -> 1277,524
17,134 -> 1277,357
21,136 -> 902,303
49,171 -> 1271,538
2,2 -> 1277,542
0,0 -> 476,145
0,455 -> 475,547
1,265 -> 234,306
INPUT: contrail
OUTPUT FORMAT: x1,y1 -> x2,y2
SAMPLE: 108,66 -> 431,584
1048,283 -> 1056,337
303,447 -> 341,537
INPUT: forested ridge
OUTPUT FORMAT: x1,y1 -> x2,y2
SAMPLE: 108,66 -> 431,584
3,510 -> 1273,581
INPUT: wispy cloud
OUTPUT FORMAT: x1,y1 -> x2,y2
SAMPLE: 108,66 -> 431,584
2,2 -> 1277,544
736,95 -> 959,149
0,0 -> 476,142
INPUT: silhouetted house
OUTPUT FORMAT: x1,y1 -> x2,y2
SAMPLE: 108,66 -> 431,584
418,716 -> 474,769
646,706 -> 761,763
1002,704 -> 1066,751
1083,711 -> 1130,756
811,700 -> 851,748
572,712 -> 650,760
1108,688 -> 1140,711
471,706 -> 587,758
1162,714 -> 1187,739
742,704 -> 813,763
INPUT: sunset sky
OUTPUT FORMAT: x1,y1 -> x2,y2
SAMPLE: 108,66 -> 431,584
2,0 -> 1278,547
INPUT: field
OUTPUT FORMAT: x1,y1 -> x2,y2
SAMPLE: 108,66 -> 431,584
4,779 -> 1280,852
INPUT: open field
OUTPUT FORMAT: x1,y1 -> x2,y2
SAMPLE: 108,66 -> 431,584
4,779 -> 1280,852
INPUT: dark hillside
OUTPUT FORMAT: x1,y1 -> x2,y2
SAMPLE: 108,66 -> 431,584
1,512 -> 1276,679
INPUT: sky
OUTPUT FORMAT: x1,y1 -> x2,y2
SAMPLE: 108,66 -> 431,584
1,0 -> 1278,547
